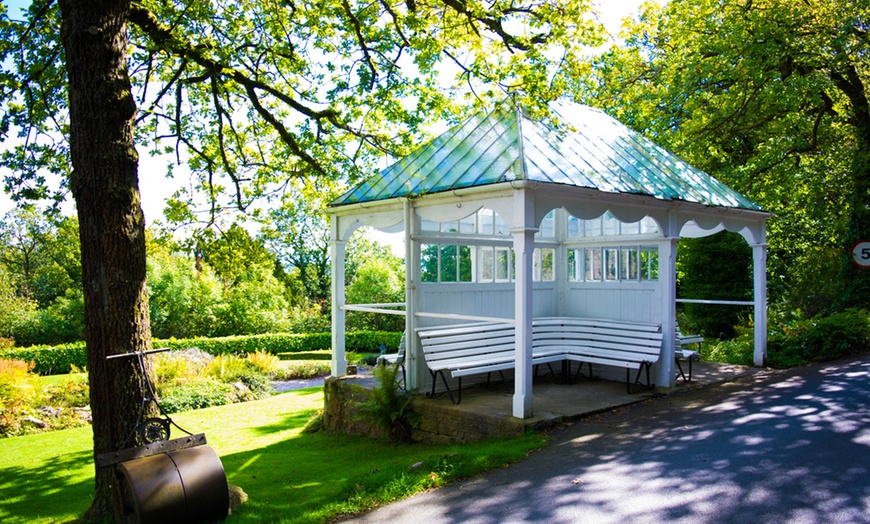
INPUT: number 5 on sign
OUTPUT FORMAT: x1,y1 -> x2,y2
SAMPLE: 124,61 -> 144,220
852,241 -> 870,268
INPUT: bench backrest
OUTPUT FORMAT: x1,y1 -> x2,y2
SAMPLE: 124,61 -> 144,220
533,317 -> 662,363
418,317 -> 663,368
417,322 -> 515,367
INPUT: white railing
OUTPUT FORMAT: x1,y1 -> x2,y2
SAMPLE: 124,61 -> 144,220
676,298 -> 754,306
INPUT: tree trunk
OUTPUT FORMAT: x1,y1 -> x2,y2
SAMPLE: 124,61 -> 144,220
59,1 -> 156,521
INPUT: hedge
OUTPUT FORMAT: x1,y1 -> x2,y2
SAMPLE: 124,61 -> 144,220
0,330 -> 402,375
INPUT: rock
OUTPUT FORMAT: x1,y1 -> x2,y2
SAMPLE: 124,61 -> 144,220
409,461 -> 424,471
228,484 -> 248,514
22,416 -> 47,428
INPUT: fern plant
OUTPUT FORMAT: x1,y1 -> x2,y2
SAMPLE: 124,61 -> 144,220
356,362 -> 419,443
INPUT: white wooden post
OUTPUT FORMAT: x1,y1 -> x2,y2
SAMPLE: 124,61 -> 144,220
658,236 -> 678,388
753,242 -> 768,366
511,190 -> 536,419
330,223 -> 347,377
404,200 -> 420,390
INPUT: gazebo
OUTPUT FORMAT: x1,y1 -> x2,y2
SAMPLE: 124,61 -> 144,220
327,100 -> 769,419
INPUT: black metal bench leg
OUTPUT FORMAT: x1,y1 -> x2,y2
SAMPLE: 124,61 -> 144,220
428,370 -> 458,404
675,359 -> 687,382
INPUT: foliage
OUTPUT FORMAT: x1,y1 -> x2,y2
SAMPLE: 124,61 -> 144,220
677,231 -> 753,338
346,257 -> 405,332
705,308 -> 870,368
767,308 -> 870,368
0,363 -> 90,437
246,351 -> 280,375
156,378 -> 236,414
355,362 -> 419,443
0,330 -> 403,375
576,0 -> 870,312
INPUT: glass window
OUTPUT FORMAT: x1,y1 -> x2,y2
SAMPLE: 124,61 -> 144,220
584,217 -> 601,237
496,247 -> 512,281
603,212 -> 620,236
537,211 -> 555,239
605,248 -> 619,280
584,248 -> 602,281
535,248 -> 555,281
459,246 -> 473,282
421,219 -> 439,232
641,217 -> 659,234
441,221 -> 459,234
440,245 -> 457,282
641,246 -> 659,281
478,209 -> 494,235
567,248 -> 579,281
494,213 -> 509,236
622,247 -> 639,281
479,246 -> 494,282
567,215 -> 581,238
459,215 -> 476,234
421,244 -> 438,282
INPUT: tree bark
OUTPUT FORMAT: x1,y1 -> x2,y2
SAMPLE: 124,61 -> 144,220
59,1 -> 156,521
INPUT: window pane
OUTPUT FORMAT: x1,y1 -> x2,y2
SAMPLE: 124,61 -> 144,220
440,245 -> 457,282
584,217 -> 601,237
538,211 -> 555,238
421,244 -> 439,282
603,212 -> 619,236
568,248 -> 578,281
641,217 -> 659,234
567,215 -> 580,238
605,248 -> 619,280
441,221 -> 459,233
421,219 -> 439,232
496,248 -> 511,281
622,247 -> 639,281
585,248 -> 601,281
622,220 -> 641,235
641,246 -> 659,280
494,213 -> 508,236
459,215 -> 476,234
540,248 -> 554,281
459,245 -> 472,282
479,246 -> 494,282
479,209 -> 494,235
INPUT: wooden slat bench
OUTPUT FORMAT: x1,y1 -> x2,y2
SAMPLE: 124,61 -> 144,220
675,332 -> 704,382
417,317 -> 663,404
533,317 -> 663,393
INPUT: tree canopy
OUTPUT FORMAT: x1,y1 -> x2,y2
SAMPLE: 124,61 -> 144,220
1,0 -> 605,519
576,0 -> 870,312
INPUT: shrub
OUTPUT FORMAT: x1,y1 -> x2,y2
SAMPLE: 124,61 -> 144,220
706,308 -> 870,369
247,351 -> 280,375
0,330 -> 403,374
157,378 -> 235,414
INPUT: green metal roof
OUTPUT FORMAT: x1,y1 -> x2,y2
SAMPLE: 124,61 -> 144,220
330,100 -> 761,211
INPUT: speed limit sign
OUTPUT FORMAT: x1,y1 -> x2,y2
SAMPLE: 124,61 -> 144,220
852,241 -> 870,268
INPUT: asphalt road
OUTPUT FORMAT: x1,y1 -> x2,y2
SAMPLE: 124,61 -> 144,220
346,355 -> 870,524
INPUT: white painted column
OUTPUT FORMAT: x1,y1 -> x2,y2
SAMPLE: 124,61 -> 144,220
512,225 -> 535,418
404,200 -> 420,390
330,223 -> 347,377
510,188 -> 537,419
658,236 -> 678,388
753,243 -> 768,366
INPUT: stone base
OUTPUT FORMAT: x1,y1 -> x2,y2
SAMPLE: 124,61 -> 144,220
322,377 -> 525,444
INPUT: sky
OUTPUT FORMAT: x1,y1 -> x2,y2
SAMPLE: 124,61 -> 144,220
0,0 -> 650,232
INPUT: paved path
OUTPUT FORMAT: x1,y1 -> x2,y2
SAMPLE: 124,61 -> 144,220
346,355 -> 870,524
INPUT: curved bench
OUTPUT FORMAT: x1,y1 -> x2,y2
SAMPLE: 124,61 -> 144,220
417,317 -> 663,403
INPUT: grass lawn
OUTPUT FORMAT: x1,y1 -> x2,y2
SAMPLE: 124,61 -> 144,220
0,386 -> 546,523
